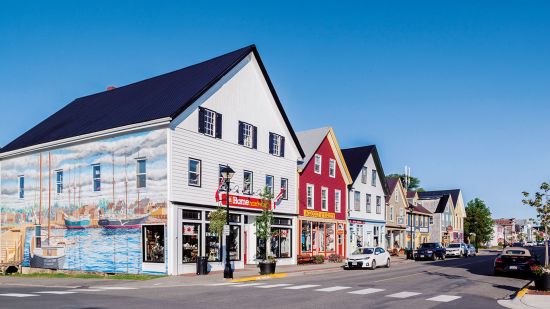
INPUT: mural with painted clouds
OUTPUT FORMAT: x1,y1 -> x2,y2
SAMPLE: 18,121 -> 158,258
0,129 -> 167,274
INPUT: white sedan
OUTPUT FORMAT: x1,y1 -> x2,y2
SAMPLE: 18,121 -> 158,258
343,247 -> 391,270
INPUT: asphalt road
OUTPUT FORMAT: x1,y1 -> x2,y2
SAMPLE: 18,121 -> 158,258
0,247 -> 545,309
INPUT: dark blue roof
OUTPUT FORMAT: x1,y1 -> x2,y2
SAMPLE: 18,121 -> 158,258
341,145 -> 389,195
418,189 -> 461,207
1,45 -> 305,157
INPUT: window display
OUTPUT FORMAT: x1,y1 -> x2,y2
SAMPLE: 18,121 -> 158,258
325,224 -> 335,252
228,225 -> 240,261
142,225 -> 165,263
182,223 -> 201,263
301,221 -> 311,252
205,224 -> 221,262
271,227 -> 291,258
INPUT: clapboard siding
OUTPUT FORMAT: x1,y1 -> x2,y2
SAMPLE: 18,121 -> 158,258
169,53 -> 300,215
349,154 -> 386,222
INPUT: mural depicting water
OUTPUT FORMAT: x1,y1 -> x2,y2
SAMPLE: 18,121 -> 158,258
22,227 -> 148,273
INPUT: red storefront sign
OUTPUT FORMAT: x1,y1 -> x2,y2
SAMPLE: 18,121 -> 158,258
219,193 -> 269,210
349,219 -> 365,225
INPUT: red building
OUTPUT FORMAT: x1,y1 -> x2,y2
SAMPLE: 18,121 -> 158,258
297,127 -> 352,258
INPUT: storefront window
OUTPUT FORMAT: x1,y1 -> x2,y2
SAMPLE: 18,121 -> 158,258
271,227 -> 292,258
325,224 -> 335,252
356,225 -> 364,248
205,224 -> 221,262
182,223 -> 201,263
318,223 -> 325,250
142,225 -> 165,263
301,221 -> 311,252
229,225 -> 241,261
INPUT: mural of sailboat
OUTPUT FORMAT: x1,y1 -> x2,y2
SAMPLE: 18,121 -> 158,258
63,166 -> 90,229
98,152 -> 150,229
30,152 -> 66,269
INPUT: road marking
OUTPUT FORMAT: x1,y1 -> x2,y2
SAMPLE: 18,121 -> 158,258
315,286 -> 351,292
426,295 -> 462,302
0,293 -> 39,298
256,284 -> 292,289
37,291 -> 77,295
348,288 -> 385,295
96,286 -> 138,290
284,284 -> 321,290
207,283 -> 236,286
386,291 -> 422,298
69,289 -> 103,292
232,283 -> 266,287
374,272 -> 423,283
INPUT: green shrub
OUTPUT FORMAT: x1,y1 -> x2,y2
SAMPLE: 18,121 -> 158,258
313,255 -> 325,264
328,254 -> 343,263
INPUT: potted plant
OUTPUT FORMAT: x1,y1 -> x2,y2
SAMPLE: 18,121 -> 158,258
522,182 -> 550,291
256,188 -> 276,275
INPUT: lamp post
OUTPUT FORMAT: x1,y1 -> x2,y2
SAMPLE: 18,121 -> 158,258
408,204 -> 415,259
221,165 -> 235,279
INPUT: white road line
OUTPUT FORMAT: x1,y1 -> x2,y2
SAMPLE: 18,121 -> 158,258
96,286 -> 138,290
426,295 -> 462,302
386,291 -> 422,298
207,283 -> 236,286
68,289 -> 102,292
37,291 -> 77,295
231,283 -> 266,287
315,286 -> 351,292
348,288 -> 385,295
284,285 -> 321,290
256,284 -> 292,289
0,293 -> 39,298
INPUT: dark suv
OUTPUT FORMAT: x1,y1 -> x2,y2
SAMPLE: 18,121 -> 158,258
414,242 -> 446,261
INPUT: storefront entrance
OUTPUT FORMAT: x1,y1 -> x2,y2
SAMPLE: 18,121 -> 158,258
300,220 -> 345,257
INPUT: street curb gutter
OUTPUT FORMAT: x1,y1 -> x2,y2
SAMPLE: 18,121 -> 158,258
231,273 -> 288,283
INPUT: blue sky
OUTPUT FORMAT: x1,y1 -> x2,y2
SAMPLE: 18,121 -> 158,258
1,1 -> 548,219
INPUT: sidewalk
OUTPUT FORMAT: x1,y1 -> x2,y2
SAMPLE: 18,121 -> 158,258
498,282 -> 550,309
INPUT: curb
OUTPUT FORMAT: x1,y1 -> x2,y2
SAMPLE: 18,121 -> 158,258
231,273 -> 288,283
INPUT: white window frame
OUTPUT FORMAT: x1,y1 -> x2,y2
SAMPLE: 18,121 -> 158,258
334,189 -> 341,213
329,159 -> 336,178
354,191 -> 361,211
390,206 -> 394,221
265,175 -> 274,195
376,196 -> 382,214
55,170 -> 63,194
281,178 -> 288,200
136,158 -> 147,189
361,167 -> 368,184
243,170 -> 253,195
204,109 -> 216,137
271,133 -> 283,157
314,154 -> 322,174
306,184 -> 315,209
92,164 -> 101,192
242,122 -> 254,148
321,187 -> 328,211
366,194 -> 372,213
188,158 -> 202,187
18,175 -> 24,199
371,169 -> 377,187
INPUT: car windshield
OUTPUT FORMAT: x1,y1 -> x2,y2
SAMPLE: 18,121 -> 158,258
505,250 -> 527,255
420,243 -> 436,249
353,248 -> 374,255
448,244 -> 461,248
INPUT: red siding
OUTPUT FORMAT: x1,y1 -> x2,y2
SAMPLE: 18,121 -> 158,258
299,136 -> 347,220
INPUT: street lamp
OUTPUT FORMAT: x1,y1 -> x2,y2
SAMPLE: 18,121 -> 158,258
408,204 -> 415,259
220,165 -> 235,279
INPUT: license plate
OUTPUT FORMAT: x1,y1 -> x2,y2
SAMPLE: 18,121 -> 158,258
420,255 -> 424,258
352,262 -> 357,266
509,266 -> 518,270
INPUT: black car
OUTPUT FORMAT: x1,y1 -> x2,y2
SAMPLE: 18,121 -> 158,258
494,247 -> 539,275
414,242 -> 446,261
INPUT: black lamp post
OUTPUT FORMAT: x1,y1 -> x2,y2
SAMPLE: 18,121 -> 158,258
408,204 -> 415,259
221,165 -> 235,279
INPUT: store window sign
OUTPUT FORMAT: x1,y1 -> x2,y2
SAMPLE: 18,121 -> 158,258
183,225 -> 198,235
220,193 -> 268,210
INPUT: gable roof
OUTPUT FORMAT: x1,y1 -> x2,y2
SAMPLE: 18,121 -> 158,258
414,204 -> 433,215
1,45 -> 305,158
418,189 -> 462,206
341,145 -> 389,195
386,177 -> 401,196
434,194 -> 452,213
296,127 -> 352,184
407,191 -> 418,198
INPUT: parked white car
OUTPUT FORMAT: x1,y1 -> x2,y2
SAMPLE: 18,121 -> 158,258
344,247 -> 391,270
446,243 -> 467,257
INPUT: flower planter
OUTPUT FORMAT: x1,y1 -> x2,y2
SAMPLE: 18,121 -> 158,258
534,273 -> 550,291
258,262 -> 276,275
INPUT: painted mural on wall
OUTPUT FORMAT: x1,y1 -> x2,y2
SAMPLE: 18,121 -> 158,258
0,129 -> 167,273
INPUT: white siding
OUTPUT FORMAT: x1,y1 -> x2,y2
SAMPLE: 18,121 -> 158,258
348,155 -> 386,222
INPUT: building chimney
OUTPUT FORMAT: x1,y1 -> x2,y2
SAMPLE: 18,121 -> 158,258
106,86 -> 116,91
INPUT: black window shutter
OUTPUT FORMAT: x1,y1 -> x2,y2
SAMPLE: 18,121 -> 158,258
280,136 -> 285,157
268,133 -> 274,154
215,113 -> 222,138
198,108 -> 205,133
238,121 -> 244,145
252,126 -> 258,149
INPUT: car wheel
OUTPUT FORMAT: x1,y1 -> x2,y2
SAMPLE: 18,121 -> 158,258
371,260 -> 377,270
386,258 -> 390,268
441,254 -> 446,260
431,254 -> 436,261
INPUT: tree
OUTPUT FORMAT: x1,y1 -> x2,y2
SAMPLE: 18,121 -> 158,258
255,187 -> 274,262
386,174 -> 424,191
464,198 -> 494,251
522,182 -> 550,267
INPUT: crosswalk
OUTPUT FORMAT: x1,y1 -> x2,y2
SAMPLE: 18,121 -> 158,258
206,282 -> 462,303
0,286 -> 138,298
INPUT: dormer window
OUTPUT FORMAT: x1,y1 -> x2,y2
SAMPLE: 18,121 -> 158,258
314,154 -> 322,174
238,121 -> 257,149
269,133 -> 285,157
198,107 -> 222,138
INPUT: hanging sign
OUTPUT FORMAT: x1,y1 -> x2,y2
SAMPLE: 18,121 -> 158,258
223,225 -> 230,236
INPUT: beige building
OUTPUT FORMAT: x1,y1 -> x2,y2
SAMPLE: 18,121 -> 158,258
385,178 -> 408,250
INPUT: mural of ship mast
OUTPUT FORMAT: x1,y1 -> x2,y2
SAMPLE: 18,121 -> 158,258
98,150 -> 149,228
64,164 -> 90,229
30,152 -> 66,269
